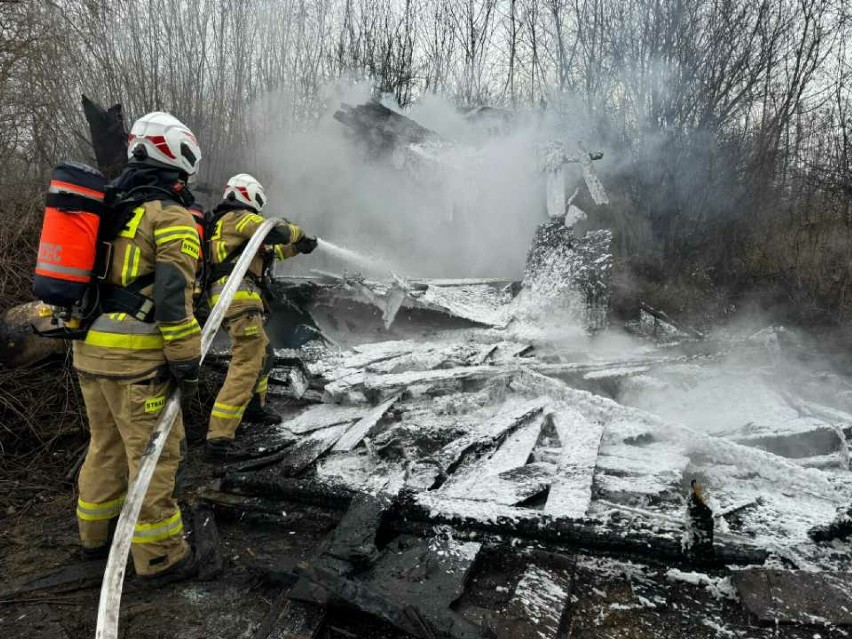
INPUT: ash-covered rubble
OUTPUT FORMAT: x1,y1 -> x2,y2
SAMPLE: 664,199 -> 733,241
200,276 -> 852,636
197,102 -> 852,636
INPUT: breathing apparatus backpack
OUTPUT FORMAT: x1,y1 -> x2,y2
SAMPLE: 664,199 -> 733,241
32,161 -> 170,339
32,162 -> 110,339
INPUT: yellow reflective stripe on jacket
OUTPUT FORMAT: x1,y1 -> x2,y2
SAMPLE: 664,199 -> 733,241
77,495 -> 126,521
118,206 -> 145,239
235,214 -> 263,234
120,245 -> 141,286
132,511 -> 183,544
155,231 -> 198,247
211,401 -> 247,420
84,330 -> 164,350
215,239 -> 228,263
256,375 -> 269,393
154,225 -> 197,238
159,319 -> 201,343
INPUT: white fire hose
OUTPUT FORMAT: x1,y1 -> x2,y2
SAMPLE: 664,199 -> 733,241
95,218 -> 282,639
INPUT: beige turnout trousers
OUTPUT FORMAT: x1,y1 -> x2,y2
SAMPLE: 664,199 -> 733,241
77,373 -> 189,576
207,312 -> 270,441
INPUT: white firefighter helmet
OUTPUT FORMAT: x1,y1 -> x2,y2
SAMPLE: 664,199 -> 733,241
223,173 -> 267,212
127,112 -> 201,177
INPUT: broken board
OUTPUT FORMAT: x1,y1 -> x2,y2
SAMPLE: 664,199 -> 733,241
297,533 -> 482,639
284,404 -> 367,435
732,568 -> 852,625
496,564 -> 572,639
436,398 -> 549,479
276,423 -> 350,476
445,462 -> 556,505
441,413 -> 550,504
332,393 -> 401,452
0,560 -> 108,599
544,406 -> 606,518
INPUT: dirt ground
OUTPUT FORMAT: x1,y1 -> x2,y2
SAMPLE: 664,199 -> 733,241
0,416 -> 849,638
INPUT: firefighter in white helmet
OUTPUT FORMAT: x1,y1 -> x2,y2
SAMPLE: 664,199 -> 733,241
205,173 -> 316,459
73,112 -> 205,583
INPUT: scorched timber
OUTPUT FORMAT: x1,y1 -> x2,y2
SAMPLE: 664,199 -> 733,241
274,423 -> 350,476
332,393 -> 401,452
440,414 -> 551,504
442,462 -> 555,506
283,404 -> 367,435
495,564 -> 572,639
294,534 -> 483,639
544,407 -> 605,518
212,473 -> 768,567
435,398 -> 549,483
220,473 -> 358,510
400,493 -> 767,567
732,568 -> 852,626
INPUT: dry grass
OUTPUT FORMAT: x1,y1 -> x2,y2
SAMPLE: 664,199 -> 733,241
0,192 -> 88,503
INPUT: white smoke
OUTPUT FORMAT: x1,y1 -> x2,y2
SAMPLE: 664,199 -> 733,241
249,83 -> 594,279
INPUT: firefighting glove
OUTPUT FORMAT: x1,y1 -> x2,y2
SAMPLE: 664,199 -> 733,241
169,359 -> 200,409
294,235 -> 318,254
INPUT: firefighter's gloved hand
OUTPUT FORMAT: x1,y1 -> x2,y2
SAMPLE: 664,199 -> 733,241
169,359 -> 200,406
294,235 -> 318,254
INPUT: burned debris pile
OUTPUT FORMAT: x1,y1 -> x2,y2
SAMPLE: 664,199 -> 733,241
193,101 -> 852,633
195,268 -> 852,636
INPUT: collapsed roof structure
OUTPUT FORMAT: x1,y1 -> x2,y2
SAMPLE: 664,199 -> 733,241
195,103 -> 852,636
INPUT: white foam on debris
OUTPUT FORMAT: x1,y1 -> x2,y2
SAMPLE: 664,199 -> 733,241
260,303 -> 852,567
284,404 -> 366,434
665,569 -> 739,601
545,406 -> 605,518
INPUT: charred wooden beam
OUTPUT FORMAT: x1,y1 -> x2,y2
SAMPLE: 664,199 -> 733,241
732,568 -> 852,626
0,560 -> 107,599
214,471 -> 767,568
81,95 -> 127,179
323,494 -> 387,568
296,564 -> 482,639
198,487 -> 341,525
220,472 -> 358,510
495,564 -> 572,639
292,530 -> 483,639
399,493 -> 766,568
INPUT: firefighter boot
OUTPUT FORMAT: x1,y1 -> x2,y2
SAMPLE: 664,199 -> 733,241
138,546 -> 200,587
205,437 -> 239,461
242,393 -> 281,426
80,517 -> 118,561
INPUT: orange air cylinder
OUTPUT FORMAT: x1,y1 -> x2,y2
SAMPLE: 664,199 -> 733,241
33,162 -> 107,308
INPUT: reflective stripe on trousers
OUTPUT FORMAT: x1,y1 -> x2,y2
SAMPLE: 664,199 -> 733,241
132,510 -> 184,544
76,495 -> 126,521
211,401 -> 248,421
208,276 -> 262,307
